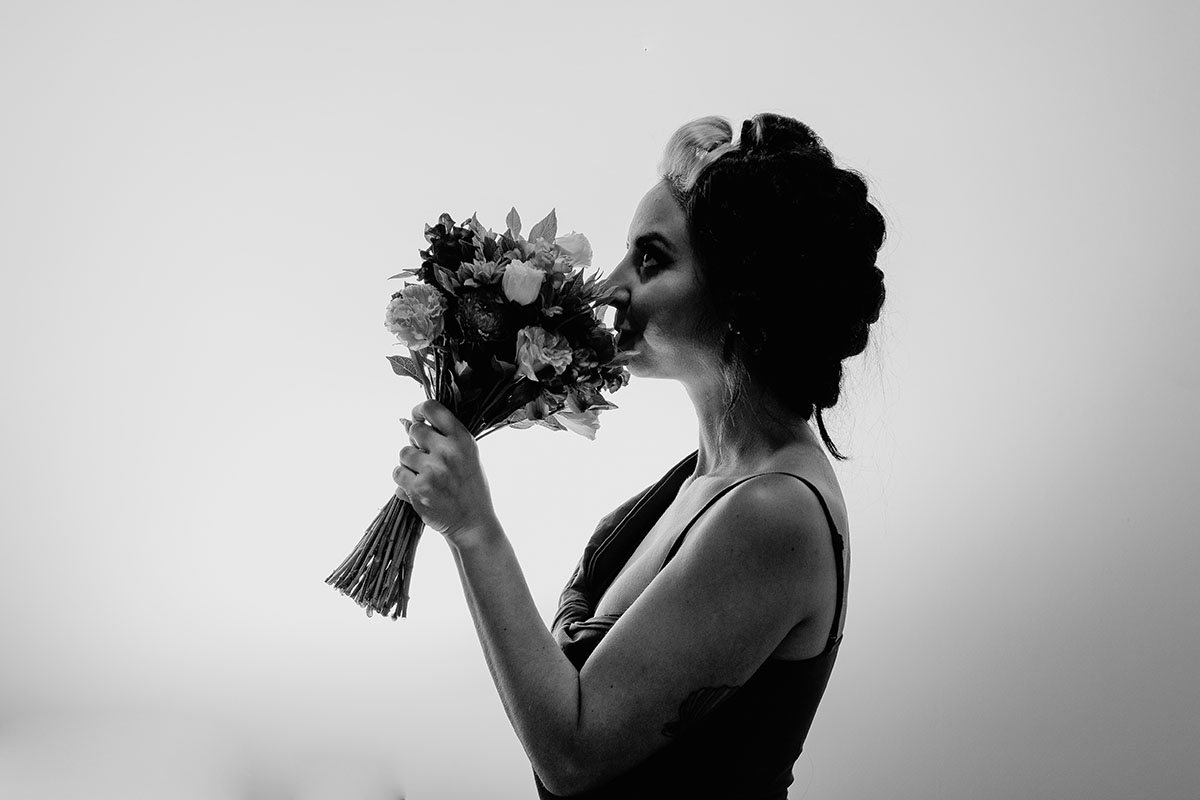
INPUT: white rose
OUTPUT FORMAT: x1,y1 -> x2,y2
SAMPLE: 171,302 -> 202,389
554,232 -> 592,267
502,259 -> 545,305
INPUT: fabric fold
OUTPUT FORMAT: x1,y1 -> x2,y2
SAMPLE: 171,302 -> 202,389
551,452 -> 698,669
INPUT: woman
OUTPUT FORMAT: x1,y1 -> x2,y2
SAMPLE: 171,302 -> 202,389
392,112 -> 887,798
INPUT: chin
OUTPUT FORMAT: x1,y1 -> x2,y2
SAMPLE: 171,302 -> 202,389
626,363 -> 652,379
622,354 -> 646,376
623,354 -> 665,380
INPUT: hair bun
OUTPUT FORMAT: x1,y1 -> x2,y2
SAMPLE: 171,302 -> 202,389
657,112 -> 887,459
836,265 -> 886,360
739,113 -> 827,160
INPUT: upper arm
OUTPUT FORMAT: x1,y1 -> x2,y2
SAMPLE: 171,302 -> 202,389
561,473 -> 836,793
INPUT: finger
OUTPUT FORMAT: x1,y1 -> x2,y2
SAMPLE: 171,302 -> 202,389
398,444 -> 427,473
413,400 -> 463,439
407,419 -> 442,452
409,404 -> 441,437
392,462 -> 412,486
393,470 -> 414,504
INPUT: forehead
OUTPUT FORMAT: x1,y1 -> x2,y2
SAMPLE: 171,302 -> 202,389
626,181 -> 687,245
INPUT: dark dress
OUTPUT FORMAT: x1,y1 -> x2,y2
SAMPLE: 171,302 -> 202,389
534,451 -> 848,799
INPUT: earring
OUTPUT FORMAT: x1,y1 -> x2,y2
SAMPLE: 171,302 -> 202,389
727,320 -> 766,356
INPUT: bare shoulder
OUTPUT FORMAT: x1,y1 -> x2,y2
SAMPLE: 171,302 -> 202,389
661,467 -> 842,641
662,469 -> 839,595
703,472 -> 839,562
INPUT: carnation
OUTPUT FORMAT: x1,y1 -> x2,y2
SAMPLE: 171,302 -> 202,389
384,284 -> 446,350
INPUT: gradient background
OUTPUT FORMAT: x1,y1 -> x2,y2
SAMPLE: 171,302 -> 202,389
2,1 -> 1198,798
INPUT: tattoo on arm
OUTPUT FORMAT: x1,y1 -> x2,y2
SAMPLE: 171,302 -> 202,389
661,685 -> 740,738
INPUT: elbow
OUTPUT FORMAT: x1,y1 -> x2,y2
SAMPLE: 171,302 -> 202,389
535,738 -> 611,797
535,678 -> 617,795
537,757 -> 600,798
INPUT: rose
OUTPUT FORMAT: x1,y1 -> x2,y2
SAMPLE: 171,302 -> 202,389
515,326 -> 573,381
554,231 -> 592,268
501,259 -> 545,305
384,284 -> 446,350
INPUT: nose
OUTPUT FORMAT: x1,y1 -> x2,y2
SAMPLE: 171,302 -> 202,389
601,256 -> 634,306
600,277 -> 630,307
599,259 -> 633,328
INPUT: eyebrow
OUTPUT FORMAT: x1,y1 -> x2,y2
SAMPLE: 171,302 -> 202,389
629,231 -> 675,254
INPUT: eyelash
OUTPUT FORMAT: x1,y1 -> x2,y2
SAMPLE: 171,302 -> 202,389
637,249 -> 662,275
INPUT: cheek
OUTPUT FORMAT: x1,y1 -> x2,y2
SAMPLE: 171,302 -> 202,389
643,305 -> 717,356
630,275 -> 716,351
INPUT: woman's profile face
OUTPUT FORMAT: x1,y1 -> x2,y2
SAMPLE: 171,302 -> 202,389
608,181 -> 718,381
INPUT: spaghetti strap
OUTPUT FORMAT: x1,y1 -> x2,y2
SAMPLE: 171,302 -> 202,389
658,471 -> 847,647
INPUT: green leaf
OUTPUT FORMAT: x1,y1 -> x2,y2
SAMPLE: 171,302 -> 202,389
387,355 -> 423,384
490,356 -> 518,379
435,266 -> 462,293
482,235 -> 498,261
528,208 -> 557,243
506,207 -> 521,238
468,212 -> 487,240
508,379 -> 543,408
388,269 -> 419,280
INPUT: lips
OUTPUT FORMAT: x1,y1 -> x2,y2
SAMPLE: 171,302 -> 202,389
612,308 -> 641,351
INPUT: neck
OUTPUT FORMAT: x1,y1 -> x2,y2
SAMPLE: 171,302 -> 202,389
682,372 -> 814,479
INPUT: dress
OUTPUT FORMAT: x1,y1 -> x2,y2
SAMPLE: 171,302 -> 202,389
534,451 -> 848,799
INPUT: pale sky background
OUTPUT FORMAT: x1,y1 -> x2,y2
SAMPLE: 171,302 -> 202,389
2,1 -> 1198,799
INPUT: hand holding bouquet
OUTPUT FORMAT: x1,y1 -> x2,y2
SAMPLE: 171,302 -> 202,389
326,208 -> 629,618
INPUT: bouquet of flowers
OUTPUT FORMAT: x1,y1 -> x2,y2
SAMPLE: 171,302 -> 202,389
326,208 -> 629,619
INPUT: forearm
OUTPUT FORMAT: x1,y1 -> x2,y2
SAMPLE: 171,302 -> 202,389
448,519 -> 583,786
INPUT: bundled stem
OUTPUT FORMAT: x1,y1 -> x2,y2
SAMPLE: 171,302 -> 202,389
326,496 -> 424,618
325,369 -> 534,618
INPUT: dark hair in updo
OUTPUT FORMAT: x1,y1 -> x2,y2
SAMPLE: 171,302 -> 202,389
659,113 -> 886,460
